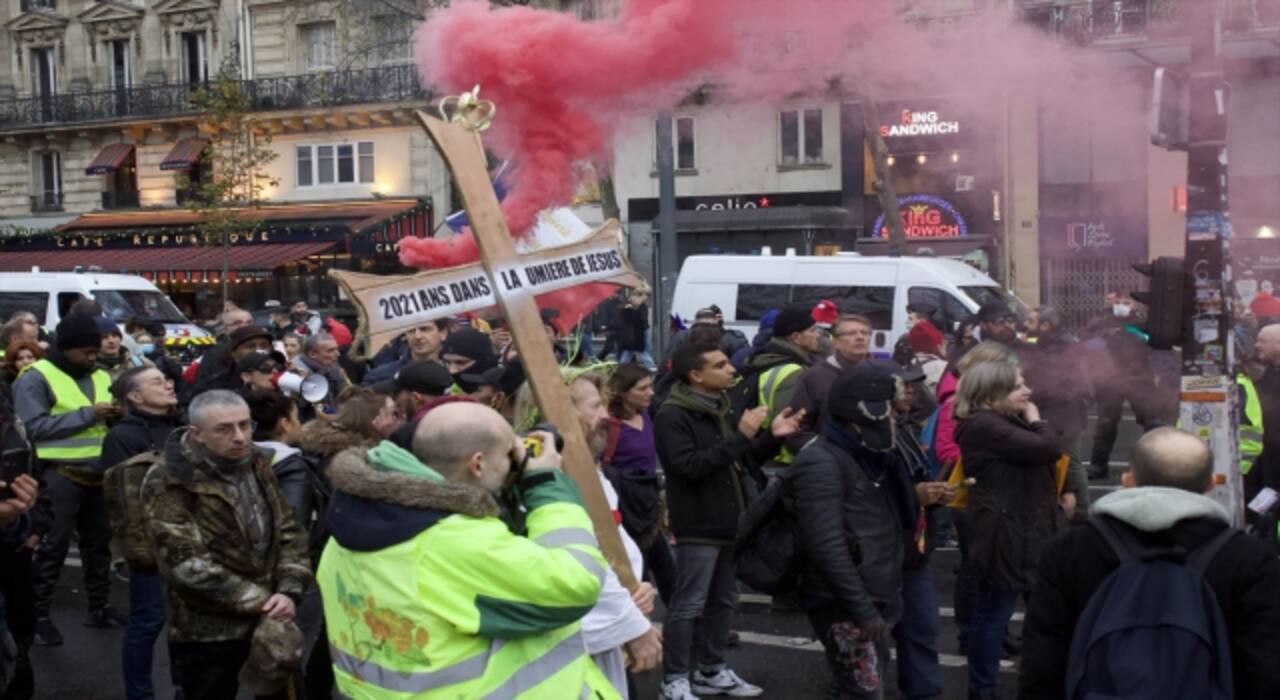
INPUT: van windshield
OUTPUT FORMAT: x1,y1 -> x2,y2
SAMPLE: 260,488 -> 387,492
95,290 -> 188,324
961,286 -> 1029,319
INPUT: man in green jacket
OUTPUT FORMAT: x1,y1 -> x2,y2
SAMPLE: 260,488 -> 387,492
318,401 -> 616,699
143,390 -> 312,700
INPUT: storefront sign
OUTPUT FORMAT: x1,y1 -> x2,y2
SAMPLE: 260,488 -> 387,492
627,190 -> 842,221
880,109 -> 961,138
873,195 -> 968,239
1038,215 -> 1148,259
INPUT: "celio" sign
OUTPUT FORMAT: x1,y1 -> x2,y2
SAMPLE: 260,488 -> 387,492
881,109 -> 961,138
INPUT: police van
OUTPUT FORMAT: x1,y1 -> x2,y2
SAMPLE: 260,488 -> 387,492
0,270 -> 212,355
672,250 -> 1026,357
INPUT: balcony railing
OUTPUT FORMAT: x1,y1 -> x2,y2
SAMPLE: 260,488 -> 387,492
30,192 -> 63,213
0,63 -> 429,131
1022,0 -> 1279,43
102,190 -> 140,210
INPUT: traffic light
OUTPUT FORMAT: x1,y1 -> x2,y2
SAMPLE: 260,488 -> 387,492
1132,256 -> 1188,350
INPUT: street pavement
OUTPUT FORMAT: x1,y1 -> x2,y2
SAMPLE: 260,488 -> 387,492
27,418 -> 1143,699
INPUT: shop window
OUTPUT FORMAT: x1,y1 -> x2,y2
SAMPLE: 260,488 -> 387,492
908,287 -> 972,335
296,141 -> 375,186
301,22 -> 337,72
780,108 -> 823,165
791,285 -> 895,330
374,15 -> 413,64
655,116 -> 696,171
31,150 -> 62,213
735,284 -> 791,323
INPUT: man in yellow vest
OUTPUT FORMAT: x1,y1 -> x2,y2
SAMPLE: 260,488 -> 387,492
744,306 -> 822,472
11,314 -> 122,646
318,401 -> 617,699
1240,370 -> 1264,475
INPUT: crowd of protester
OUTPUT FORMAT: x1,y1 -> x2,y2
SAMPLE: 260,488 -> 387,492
0,285 -> 1277,700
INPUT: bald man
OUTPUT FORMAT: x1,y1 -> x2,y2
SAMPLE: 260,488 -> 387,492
1020,428 -> 1280,698
1252,324 -> 1280,498
317,402 -> 620,699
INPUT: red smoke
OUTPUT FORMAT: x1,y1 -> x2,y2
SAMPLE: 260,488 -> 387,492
402,0 -> 1158,328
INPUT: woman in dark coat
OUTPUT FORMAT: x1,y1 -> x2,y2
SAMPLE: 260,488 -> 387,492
953,360 -> 1065,700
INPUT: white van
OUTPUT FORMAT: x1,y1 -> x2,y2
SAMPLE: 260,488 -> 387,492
672,250 -> 1027,357
0,270 -> 211,341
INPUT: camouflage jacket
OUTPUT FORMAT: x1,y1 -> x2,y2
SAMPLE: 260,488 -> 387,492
142,429 -> 312,643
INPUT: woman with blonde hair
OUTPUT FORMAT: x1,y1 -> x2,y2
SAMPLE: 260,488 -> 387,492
954,360 -> 1064,700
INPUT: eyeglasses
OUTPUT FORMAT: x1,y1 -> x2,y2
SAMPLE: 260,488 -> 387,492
991,316 -> 1018,325
254,364 -> 280,374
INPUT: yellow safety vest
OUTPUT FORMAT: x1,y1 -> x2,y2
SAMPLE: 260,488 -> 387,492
30,359 -> 111,463
759,363 -> 804,465
1240,374 -> 1263,473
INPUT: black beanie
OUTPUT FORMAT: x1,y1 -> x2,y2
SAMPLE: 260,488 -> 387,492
772,306 -> 816,339
56,313 -> 104,351
441,328 -> 495,363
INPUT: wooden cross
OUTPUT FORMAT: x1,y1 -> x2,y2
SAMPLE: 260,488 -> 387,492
330,91 -> 640,590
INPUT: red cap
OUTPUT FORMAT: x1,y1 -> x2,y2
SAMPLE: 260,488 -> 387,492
812,299 -> 840,328
908,320 -> 945,355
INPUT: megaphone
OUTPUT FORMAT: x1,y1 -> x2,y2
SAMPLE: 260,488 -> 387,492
273,371 -> 330,403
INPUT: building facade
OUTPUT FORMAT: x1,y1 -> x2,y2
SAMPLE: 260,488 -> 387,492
0,0 -> 450,313
610,0 -> 1280,328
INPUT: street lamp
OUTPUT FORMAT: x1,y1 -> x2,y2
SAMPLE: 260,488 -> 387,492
1258,226 -> 1276,239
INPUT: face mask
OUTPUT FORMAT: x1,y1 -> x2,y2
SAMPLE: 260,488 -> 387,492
140,343 -> 156,356
1113,304 -> 1132,318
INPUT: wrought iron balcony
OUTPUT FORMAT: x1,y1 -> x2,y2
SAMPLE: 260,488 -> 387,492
0,63 -> 429,131
1021,0 -> 1280,43
1021,0 -> 1184,42
30,192 -> 63,213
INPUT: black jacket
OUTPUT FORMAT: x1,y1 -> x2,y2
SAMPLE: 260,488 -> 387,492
261,445 -> 330,564
955,409 -> 1065,591
791,438 -> 904,626
1019,487 -> 1280,700
100,409 -> 180,473
610,304 -> 650,352
191,343 -> 240,396
654,383 -> 780,544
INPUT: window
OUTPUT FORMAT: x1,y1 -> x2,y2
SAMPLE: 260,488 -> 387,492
296,145 -> 313,187
908,287 -> 973,335
180,31 -> 208,84
0,292 -> 49,325
302,22 -> 337,72
373,15 -> 413,64
30,47 -> 56,98
296,142 -> 375,186
357,142 -> 374,183
780,108 -> 823,165
735,284 -> 791,323
655,116 -> 696,170
32,151 -> 62,211
791,285 -> 895,330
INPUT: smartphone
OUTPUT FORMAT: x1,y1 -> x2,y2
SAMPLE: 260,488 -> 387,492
0,445 -> 32,500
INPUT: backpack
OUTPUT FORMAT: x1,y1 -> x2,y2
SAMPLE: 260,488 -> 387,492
1064,517 -> 1237,700
734,469 -> 801,595
103,451 -> 165,570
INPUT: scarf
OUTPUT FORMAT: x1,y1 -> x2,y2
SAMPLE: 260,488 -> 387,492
821,418 -> 918,533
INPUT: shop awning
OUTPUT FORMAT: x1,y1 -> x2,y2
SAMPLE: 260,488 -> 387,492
85,143 -> 135,175
671,206 -> 854,233
0,242 -> 337,273
160,138 -> 207,171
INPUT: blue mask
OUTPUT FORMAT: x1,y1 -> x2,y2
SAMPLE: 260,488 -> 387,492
140,343 -> 156,356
